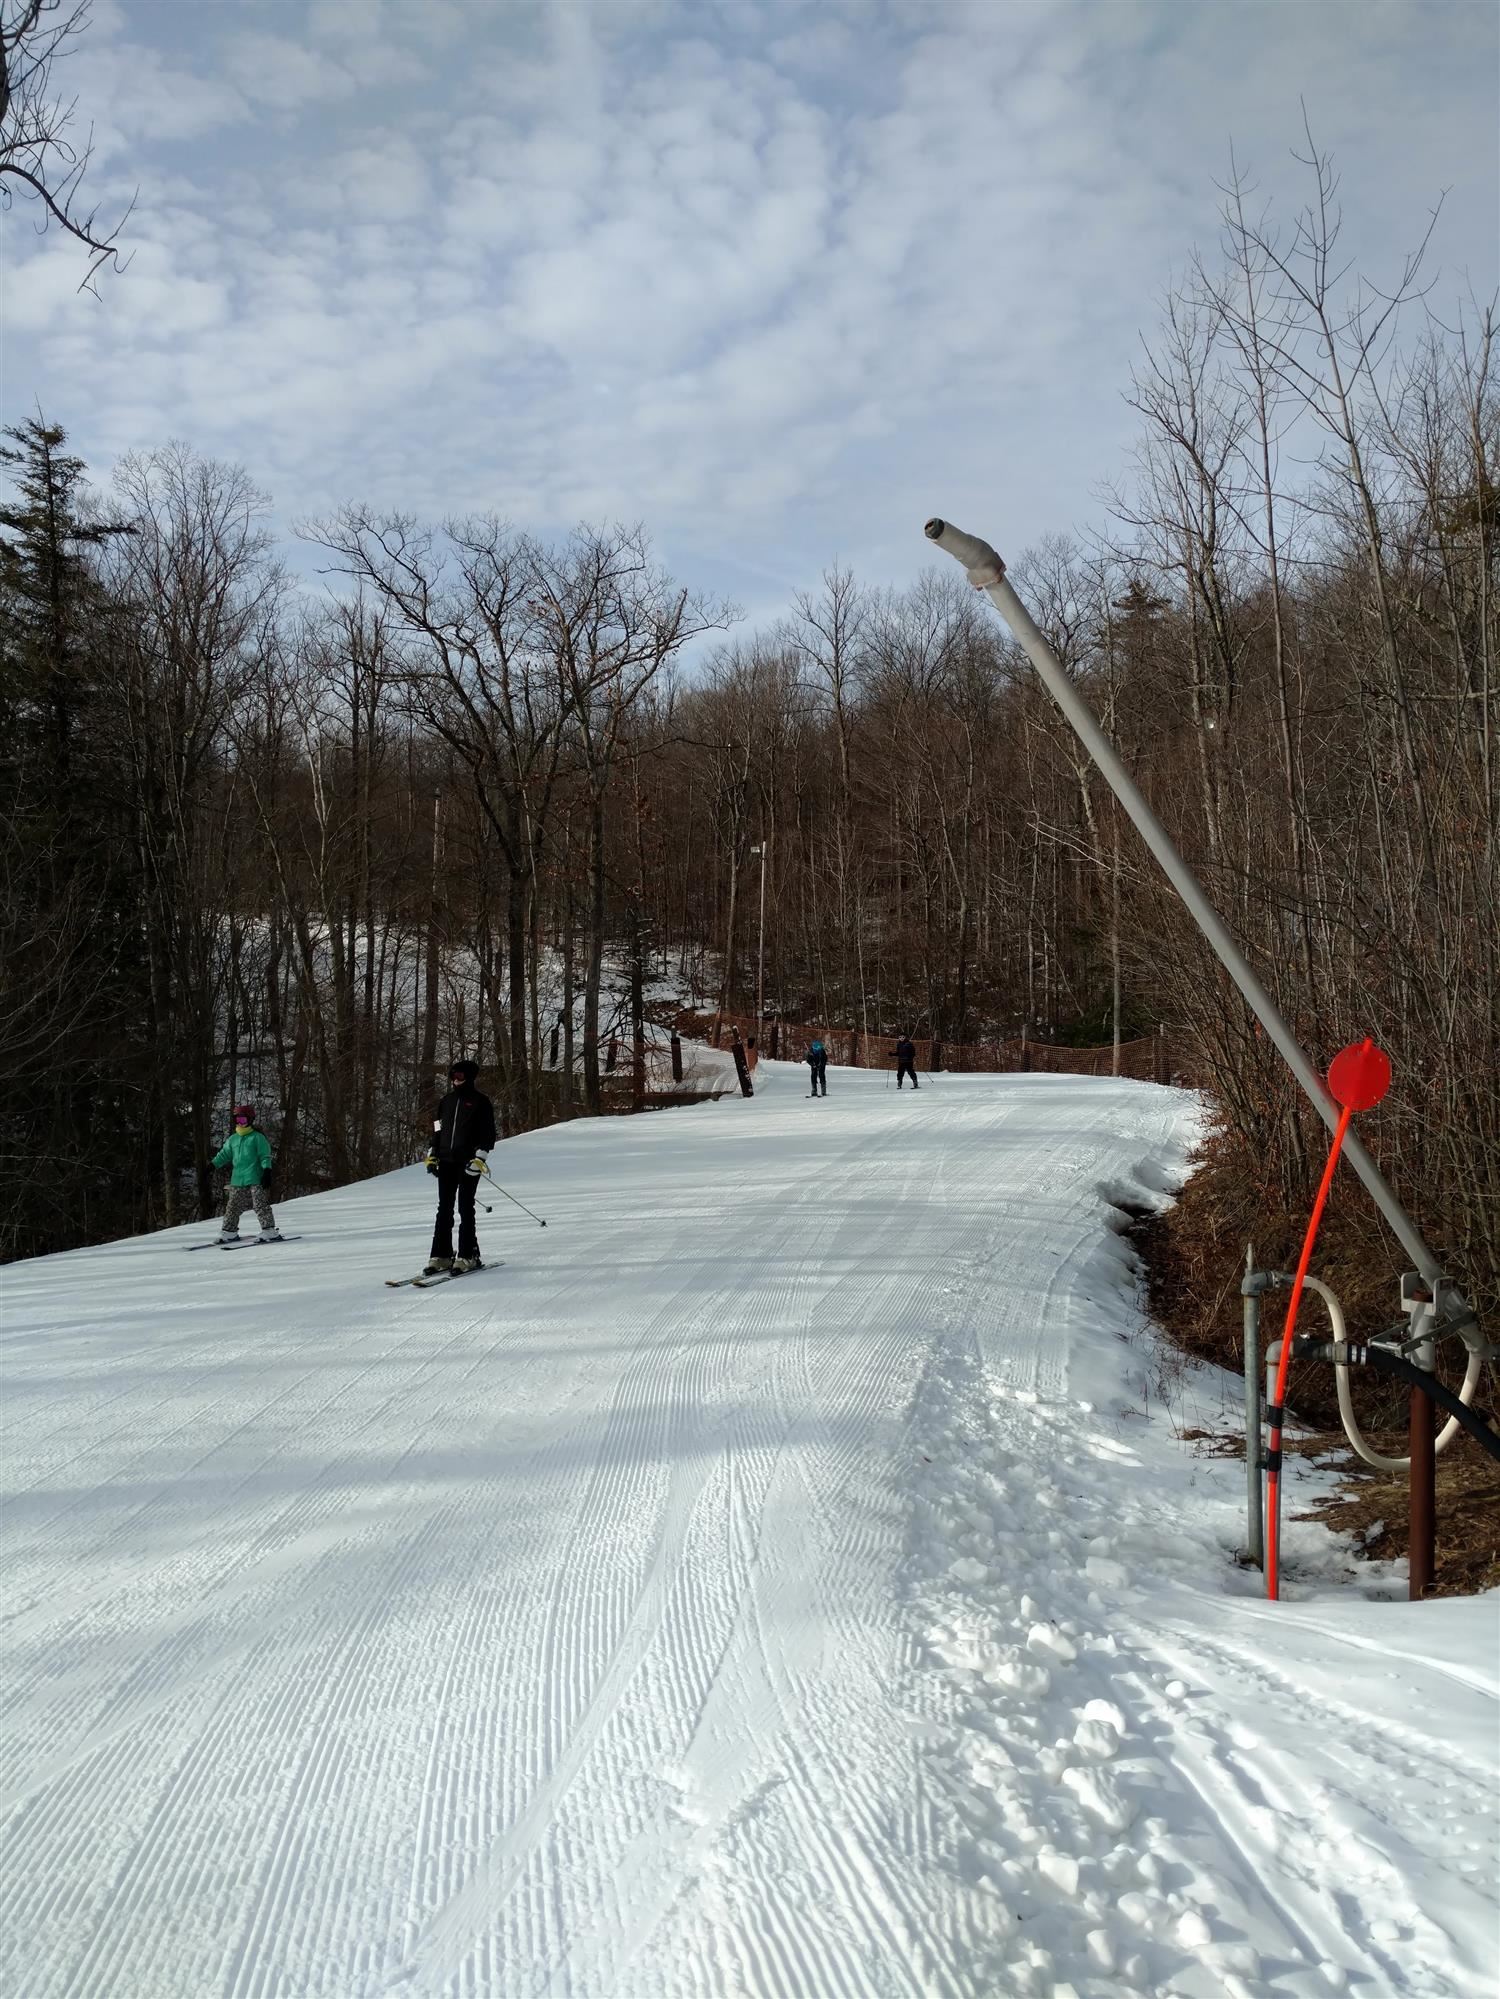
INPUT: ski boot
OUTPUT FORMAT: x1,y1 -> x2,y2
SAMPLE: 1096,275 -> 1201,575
452,1255 -> 483,1275
422,1255 -> 453,1276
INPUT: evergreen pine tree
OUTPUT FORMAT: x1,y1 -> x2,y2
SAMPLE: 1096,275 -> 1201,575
0,416 -> 130,771
0,418 -> 141,1258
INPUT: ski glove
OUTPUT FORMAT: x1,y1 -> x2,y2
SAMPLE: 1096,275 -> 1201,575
465,1152 -> 488,1178
424,1151 -> 439,1177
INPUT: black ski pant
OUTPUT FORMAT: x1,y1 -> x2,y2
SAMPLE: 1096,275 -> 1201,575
431,1163 -> 480,1259
896,1059 -> 919,1088
808,1061 -> 827,1097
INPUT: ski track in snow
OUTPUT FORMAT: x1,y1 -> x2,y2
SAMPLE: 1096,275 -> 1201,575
1,1065 -> 1494,1999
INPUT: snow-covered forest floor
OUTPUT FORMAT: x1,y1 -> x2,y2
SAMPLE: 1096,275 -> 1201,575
1,1065 -> 1493,1998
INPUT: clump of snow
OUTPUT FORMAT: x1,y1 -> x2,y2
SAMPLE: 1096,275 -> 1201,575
901,1081 -> 1498,1998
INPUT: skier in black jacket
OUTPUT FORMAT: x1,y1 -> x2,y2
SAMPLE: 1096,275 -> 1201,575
423,1059 -> 498,1273
894,1035 -> 920,1089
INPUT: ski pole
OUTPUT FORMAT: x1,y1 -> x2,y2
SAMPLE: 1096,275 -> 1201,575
1264,1039 -> 1390,1601
478,1162 -> 548,1226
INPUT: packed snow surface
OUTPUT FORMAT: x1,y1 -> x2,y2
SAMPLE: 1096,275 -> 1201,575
2,1065 -> 1495,1999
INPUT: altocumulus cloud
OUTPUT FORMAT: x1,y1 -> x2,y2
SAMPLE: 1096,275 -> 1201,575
3,0 -> 1496,608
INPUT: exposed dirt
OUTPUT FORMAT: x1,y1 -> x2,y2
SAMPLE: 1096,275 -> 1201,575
1298,1441 -> 1500,1598
1133,1123 -> 1500,1599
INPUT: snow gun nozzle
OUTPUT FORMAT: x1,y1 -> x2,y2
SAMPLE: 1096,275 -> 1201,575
923,518 -> 1006,587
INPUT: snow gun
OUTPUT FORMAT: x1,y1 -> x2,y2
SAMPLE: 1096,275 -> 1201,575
923,518 -> 1495,1601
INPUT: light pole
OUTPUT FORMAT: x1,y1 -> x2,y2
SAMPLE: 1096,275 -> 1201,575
749,839 -> 767,1045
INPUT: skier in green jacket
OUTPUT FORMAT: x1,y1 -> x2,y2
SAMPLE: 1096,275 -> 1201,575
212,1105 -> 281,1243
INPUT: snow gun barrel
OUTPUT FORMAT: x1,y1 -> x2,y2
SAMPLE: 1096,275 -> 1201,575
922,518 -> 1006,584
922,515 -> 1483,1359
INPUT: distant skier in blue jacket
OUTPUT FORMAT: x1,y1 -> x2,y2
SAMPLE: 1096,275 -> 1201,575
806,1040 -> 829,1097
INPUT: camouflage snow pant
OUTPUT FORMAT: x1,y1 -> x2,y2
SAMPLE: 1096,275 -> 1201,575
223,1184 -> 277,1235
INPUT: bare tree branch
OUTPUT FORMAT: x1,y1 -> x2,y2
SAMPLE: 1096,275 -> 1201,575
1,0 -> 133,290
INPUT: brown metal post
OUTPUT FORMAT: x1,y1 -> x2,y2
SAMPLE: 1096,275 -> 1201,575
670,1033 -> 683,1084
1408,1381 -> 1436,1599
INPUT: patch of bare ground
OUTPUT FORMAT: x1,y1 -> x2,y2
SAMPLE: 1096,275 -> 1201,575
1132,1122 -> 1500,1598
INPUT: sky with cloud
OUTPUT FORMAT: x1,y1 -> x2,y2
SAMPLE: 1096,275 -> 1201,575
3,0 -> 1497,624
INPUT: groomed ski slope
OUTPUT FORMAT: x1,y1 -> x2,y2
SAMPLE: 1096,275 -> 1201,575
1,1064 -> 1494,1999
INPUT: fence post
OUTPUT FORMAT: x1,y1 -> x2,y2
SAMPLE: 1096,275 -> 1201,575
1155,1022 -> 1169,1086
606,1036 -> 619,1074
670,1032 -> 683,1084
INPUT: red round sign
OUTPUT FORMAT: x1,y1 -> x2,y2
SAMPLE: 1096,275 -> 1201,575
1327,1039 -> 1391,1111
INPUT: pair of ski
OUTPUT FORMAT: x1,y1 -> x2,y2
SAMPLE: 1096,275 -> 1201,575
385,1261 -> 504,1289
185,1234 -> 301,1252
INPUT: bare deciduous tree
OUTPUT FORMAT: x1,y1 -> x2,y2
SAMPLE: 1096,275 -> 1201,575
1,0 -> 131,287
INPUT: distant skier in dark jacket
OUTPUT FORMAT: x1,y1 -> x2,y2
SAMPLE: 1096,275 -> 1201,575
424,1059 -> 497,1274
213,1105 -> 281,1243
806,1040 -> 829,1097
895,1035 -> 920,1089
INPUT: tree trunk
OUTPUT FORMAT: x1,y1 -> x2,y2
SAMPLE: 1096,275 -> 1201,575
583,789 -> 607,1113
421,789 -> 441,1089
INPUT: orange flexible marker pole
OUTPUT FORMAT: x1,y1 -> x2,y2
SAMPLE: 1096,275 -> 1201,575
1265,1103 -> 1351,1598
1265,1036 -> 1390,1600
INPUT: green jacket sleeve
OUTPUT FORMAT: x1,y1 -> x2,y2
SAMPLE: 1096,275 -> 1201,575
212,1139 -> 231,1169
256,1134 -> 274,1179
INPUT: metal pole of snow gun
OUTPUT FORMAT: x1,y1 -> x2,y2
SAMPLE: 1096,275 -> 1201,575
921,517 -> 1485,1363
476,1160 -> 548,1226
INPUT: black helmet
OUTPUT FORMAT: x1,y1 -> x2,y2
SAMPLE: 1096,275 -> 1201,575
449,1058 -> 478,1085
